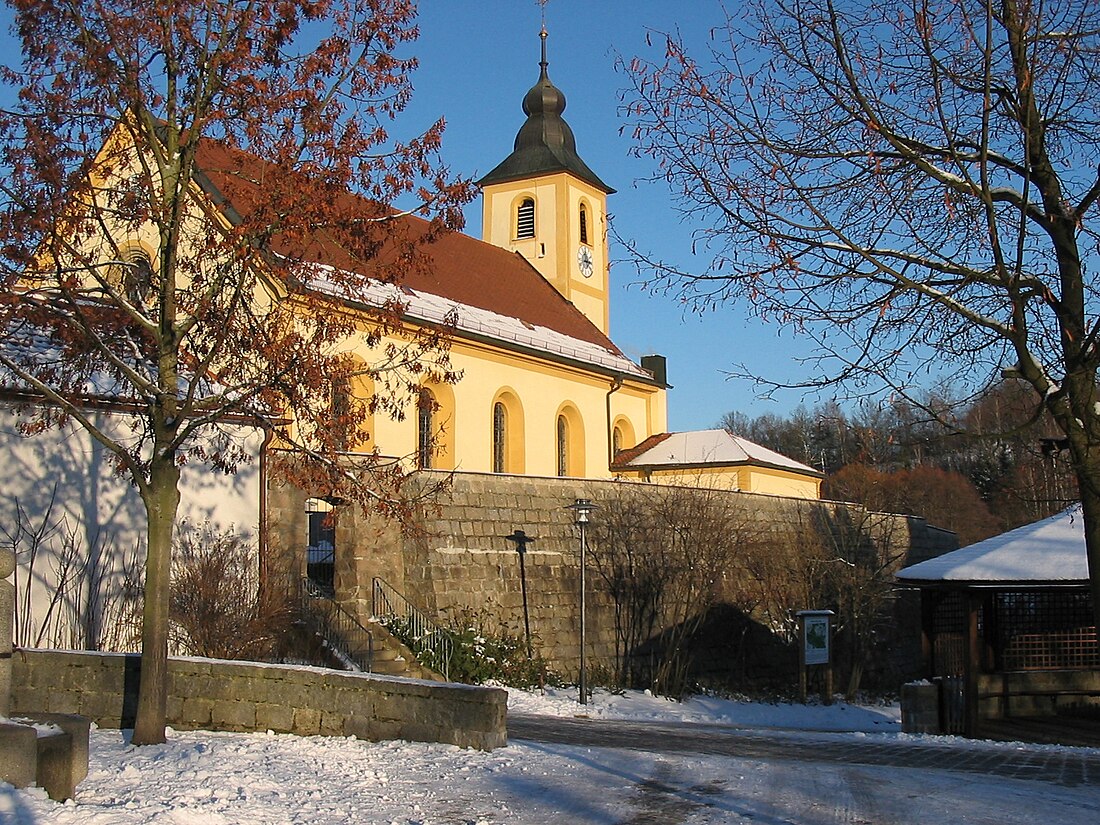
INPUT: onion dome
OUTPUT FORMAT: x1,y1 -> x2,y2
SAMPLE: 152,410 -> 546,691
479,29 -> 614,194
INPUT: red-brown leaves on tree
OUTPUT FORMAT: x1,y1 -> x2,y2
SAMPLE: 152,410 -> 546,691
0,0 -> 473,745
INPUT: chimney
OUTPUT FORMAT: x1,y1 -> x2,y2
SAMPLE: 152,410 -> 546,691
641,354 -> 667,386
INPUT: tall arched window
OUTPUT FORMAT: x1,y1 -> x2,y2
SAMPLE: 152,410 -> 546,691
417,387 -> 435,469
516,198 -> 535,239
557,415 -> 569,476
329,377 -> 351,452
492,402 -> 507,473
579,203 -> 589,245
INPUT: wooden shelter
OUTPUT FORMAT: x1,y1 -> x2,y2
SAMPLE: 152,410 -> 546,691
896,506 -> 1098,736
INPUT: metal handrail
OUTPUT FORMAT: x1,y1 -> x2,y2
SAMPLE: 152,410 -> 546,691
371,576 -> 452,680
300,577 -> 374,673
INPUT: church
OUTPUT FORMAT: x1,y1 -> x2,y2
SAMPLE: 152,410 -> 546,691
277,29 -> 823,497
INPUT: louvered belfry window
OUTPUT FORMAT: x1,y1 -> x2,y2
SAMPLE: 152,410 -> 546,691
517,198 -> 535,239
579,203 -> 589,245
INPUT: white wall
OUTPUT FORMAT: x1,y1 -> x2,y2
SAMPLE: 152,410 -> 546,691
0,405 -> 262,650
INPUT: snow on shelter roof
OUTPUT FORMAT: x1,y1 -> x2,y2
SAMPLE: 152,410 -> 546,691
613,429 -> 822,476
896,505 -> 1089,586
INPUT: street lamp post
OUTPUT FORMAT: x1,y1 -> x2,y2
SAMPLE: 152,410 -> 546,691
566,498 -> 598,706
503,529 -> 536,659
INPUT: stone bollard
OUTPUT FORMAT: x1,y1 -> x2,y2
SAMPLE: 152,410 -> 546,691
900,680 -> 941,734
0,531 -> 91,801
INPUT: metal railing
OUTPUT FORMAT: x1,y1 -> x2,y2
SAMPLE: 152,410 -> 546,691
371,576 -> 452,680
300,577 -> 374,673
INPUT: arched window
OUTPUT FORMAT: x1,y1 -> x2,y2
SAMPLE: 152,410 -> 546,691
108,247 -> 153,306
329,377 -> 351,452
611,417 -> 636,466
579,203 -> 589,245
492,402 -> 507,473
417,387 -> 435,469
557,415 -> 569,477
516,198 -> 535,239
491,390 -> 525,474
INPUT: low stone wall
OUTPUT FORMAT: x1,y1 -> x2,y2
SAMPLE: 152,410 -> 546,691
10,649 -> 506,750
978,669 -> 1100,719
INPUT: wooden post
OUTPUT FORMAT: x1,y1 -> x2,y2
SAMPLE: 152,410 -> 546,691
920,589 -> 935,678
964,590 -> 981,737
798,614 -> 808,703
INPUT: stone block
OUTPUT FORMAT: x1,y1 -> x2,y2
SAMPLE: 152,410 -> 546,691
0,720 -> 37,790
45,688 -> 82,715
180,697 -> 214,728
900,681 -> 940,734
365,718 -> 402,742
255,702 -> 295,733
319,711 -> 345,736
343,713 -> 378,741
21,713 -> 90,792
211,700 -> 256,731
81,691 -> 127,726
252,678 -> 301,708
292,707 -> 321,735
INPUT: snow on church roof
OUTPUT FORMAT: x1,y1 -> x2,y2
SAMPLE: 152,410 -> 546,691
613,428 -> 822,476
306,266 -> 650,379
896,504 -> 1089,586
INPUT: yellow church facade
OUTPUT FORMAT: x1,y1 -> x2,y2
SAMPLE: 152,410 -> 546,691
315,29 -> 667,481
305,30 -> 819,497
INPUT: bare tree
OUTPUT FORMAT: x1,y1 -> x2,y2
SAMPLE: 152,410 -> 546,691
170,523 -> 294,661
621,1 -> 1100,629
588,482 -> 759,697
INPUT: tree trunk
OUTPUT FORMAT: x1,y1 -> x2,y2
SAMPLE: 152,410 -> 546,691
131,454 -> 182,746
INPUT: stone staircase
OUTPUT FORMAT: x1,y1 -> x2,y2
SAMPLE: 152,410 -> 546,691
297,578 -> 445,682
366,620 -> 446,682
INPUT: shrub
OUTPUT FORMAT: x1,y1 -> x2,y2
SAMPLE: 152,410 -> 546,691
169,522 -> 295,661
381,606 -> 554,688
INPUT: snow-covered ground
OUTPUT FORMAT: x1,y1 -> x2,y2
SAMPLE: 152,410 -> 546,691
506,685 -> 903,731
3,687 -> 1097,824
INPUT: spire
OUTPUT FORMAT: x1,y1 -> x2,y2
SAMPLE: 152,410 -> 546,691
479,28 -> 614,194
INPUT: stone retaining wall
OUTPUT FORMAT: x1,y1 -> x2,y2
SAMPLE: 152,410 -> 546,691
267,468 -> 957,681
10,649 -> 506,750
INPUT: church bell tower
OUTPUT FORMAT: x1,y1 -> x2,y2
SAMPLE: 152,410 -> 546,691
479,28 -> 615,335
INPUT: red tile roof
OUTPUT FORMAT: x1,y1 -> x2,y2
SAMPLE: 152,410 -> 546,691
193,140 -> 625,356
610,432 -> 673,470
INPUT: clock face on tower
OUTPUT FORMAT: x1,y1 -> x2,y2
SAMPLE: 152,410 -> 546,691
577,245 -> 594,278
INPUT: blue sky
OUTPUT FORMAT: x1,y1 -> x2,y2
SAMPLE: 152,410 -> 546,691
0,1 -> 822,431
